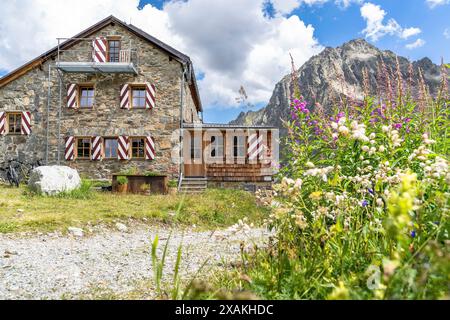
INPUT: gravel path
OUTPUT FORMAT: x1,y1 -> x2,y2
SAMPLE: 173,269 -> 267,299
0,224 -> 271,300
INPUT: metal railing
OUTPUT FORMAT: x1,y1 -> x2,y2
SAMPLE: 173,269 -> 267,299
56,37 -> 138,67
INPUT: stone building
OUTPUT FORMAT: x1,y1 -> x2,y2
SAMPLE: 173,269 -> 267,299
0,16 -> 278,190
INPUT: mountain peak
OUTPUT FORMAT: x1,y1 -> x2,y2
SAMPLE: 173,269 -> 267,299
231,39 -> 442,130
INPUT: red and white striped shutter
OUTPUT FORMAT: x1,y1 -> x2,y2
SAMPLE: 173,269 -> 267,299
247,131 -> 259,162
65,136 -> 75,161
145,136 -> 155,160
92,37 -> 107,63
118,136 -> 129,160
67,84 -> 78,109
91,136 -> 103,161
257,130 -> 268,163
145,83 -> 156,110
0,112 -> 5,135
120,84 -> 130,110
21,111 -> 31,135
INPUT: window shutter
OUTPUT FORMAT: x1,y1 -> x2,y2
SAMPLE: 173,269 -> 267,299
92,37 -> 107,63
145,83 -> 156,110
91,136 -> 103,161
120,84 -> 130,110
145,136 -> 155,160
257,130 -> 267,162
247,131 -> 259,162
118,136 -> 129,160
67,84 -> 78,109
21,111 -> 31,135
0,112 -> 5,135
65,136 -> 75,161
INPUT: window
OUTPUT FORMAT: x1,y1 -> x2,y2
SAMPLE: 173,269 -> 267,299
79,87 -> 94,108
76,138 -> 91,159
191,136 -> 201,159
108,40 -> 120,62
7,113 -> 22,134
131,87 -> 146,109
131,137 -> 145,159
104,138 -> 118,159
210,135 -> 224,158
233,136 -> 245,158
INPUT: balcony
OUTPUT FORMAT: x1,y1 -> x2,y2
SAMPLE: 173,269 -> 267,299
55,37 -> 138,74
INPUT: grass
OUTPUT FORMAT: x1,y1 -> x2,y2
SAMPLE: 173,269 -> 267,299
0,184 -> 268,234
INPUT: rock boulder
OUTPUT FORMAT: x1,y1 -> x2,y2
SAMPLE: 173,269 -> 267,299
28,166 -> 81,195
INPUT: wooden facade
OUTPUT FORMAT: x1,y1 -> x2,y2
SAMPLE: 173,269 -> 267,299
182,125 -> 278,182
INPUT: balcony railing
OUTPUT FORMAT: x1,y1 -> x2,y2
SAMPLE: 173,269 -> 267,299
55,37 -> 138,74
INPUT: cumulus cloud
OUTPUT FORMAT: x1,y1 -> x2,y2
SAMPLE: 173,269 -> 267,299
165,0 -> 322,107
426,0 -> 449,9
0,0 -> 322,109
360,2 -> 421,42
405,38 -> 426,49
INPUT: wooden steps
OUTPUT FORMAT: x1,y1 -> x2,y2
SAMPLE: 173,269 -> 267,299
179,177 -> 207,194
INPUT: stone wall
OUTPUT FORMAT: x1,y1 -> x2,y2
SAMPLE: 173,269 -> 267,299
0,23 -> 200,180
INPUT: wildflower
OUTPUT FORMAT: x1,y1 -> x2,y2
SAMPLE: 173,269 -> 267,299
338,126 -> 350,136
362,146 -> 370,152
309,191 -> 323,201
361,200 -> 369,207
378,146 -> 385,152
332,133 -> 339,140
328,281 -> 350,300
393,123 -> 402,130
382,125 -> 389,133
295,211 -> 308,230
410,230 -> 416,238
338,117 -> 346,125
331,122 -> 338,130
306,161 -> 315,168
376,198 -> 384,207
369,133 -> 376,139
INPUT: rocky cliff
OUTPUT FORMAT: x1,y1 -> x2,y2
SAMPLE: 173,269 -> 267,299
230,39 -> 443,129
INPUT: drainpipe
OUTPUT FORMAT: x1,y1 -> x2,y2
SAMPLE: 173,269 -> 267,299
57,70 -> 63,165
45,64 -> 52,165
179,64 -> 188,189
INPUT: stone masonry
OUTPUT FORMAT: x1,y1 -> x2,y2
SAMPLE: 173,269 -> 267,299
0,21 -> 201,181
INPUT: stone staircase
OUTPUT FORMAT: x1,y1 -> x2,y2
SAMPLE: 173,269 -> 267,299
179,177 -> 207,193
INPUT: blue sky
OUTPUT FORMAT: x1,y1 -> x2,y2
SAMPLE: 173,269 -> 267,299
144,0 -> 450,122
1,0 -> 449,123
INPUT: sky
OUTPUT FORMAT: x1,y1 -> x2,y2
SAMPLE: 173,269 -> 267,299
0,0 -> 449,123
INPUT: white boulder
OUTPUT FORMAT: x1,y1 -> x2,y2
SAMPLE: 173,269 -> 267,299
115,223 -> 128,233
68,227 -> 84,237
28,166 -> 81,195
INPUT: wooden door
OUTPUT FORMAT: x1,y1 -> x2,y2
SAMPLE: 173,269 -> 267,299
183,130 -> 205,177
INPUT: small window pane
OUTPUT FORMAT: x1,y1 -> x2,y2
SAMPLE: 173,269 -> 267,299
77,138 -> 91,159
104,138 -> 118,159
8,114 -> 22,134
131,138 -> 145,158
132,88 -> 146,108
80,87 -> 94,108
109,40 -> 120,62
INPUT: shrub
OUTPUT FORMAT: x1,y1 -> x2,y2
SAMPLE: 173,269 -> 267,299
56,179 -> 94,200
117,176 -> 129,185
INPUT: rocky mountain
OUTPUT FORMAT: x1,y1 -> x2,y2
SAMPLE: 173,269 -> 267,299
230,39 -> 443,130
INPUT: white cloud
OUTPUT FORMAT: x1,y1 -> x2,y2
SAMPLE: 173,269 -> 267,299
165,0 -> 322,107
426,0 -> 449,9
444,28 -> 450,39
405,38 -> 426,49
0,0 -> 322,109
400,27 -> 422,39
271,0 -> 302,14
360,2 -> 421,42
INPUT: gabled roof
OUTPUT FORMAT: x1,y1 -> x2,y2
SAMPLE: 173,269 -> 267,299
0,15 -> 202,111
